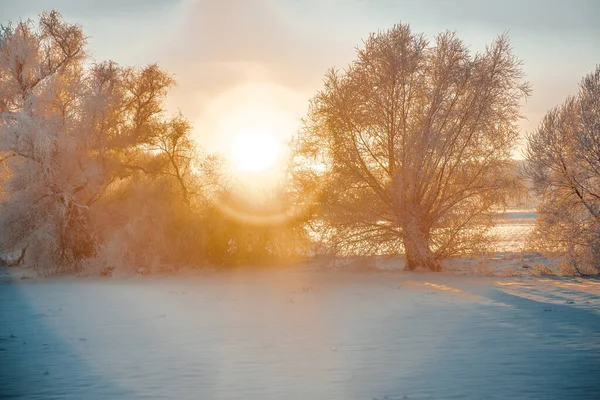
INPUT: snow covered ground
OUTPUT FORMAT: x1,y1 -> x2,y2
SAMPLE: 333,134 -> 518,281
1,209 -> 599,399
1,266 -> 599,400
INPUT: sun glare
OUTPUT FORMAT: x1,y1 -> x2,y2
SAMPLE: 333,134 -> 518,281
231,130 -> 280,172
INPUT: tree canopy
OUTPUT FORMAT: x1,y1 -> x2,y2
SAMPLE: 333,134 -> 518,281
292,24 -> 530,270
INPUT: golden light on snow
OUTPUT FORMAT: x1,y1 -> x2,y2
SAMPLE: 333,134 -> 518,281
231,130 -> 280,172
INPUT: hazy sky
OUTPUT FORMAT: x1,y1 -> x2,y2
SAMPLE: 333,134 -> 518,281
1,0 -> 599,159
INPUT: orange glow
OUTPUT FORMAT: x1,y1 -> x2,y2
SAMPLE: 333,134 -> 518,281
191,83 -> 305,178
231,130 -> 280,172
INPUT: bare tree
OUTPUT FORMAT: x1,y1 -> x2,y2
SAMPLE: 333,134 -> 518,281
525,65 -> 600,275
292,24 -> 530,270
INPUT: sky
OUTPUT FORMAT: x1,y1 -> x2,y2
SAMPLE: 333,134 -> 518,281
1,0 -> 599,160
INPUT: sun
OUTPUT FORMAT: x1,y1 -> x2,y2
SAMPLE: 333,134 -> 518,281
231,130 -> 281,172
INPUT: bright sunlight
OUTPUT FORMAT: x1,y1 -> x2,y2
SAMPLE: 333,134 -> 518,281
191,83 -> 304,178
231,130 -> 280,172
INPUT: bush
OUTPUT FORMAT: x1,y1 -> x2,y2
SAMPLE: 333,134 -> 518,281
530,262 -> 555,276
504,268 -> 522,277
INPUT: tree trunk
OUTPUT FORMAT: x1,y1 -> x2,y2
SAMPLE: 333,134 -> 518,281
402,220 -> 441,271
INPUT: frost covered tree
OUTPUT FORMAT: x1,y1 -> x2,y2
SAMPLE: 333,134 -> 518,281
525,66 -> 600,275
0,12 -> 211,271
0,11 -> 90,267
292,24 -> 530,271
